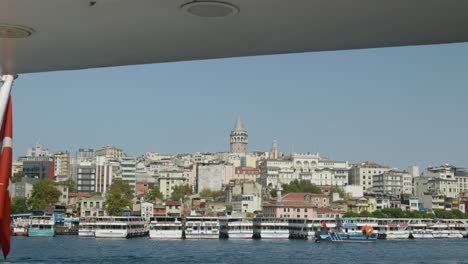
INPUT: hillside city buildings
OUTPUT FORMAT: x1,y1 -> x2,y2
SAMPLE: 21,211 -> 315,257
9,114 -> 468,218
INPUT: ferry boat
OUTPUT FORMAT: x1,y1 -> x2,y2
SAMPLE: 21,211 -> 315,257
315,218 -> 378,242
377,219 -> 410,239
94,216 -> 148,238
11,213 -> 32,236
79,217 -> 97,237
407,219 -> 434,239
184,216 -> 220,239
28,215 -> 55,237
219,217 -> 254,239
288,218 -> 335,240
253,217 -> 289,239
149,216 -> 183,239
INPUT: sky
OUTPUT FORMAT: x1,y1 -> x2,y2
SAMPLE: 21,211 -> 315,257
10,43 -> 468,170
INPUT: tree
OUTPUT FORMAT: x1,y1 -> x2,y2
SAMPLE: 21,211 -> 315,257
271,180 -> 322,197
12,172 -> 25,183
147,188 -> 164,202
27,180 -> 62,210
359,210 -> 372,217
225,204 -> 233,212
11,196 -> 29,214
245,212 -> 255,218
170,184 -> 192,201
61,178 -> 77,193
199,188 -> 224,198
343,211 -> 359,217
330,185 -> 345,198
105,178 -> 133,216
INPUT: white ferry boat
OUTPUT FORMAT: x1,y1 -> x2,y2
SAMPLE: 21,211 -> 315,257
253,218 -> 289,239
288,218 -> 335,240
78,217 -> 97,237
28,215 -> 55,237
219,217 -> 254,239
184,216 -> 220,239
149,217 -> 183,239
377,219 -> 410,239
94,216 -> 148,238
430,221 -> 463,239
408,219 -> 434,239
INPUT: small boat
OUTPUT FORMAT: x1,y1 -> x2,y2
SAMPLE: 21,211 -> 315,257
315,219 -> 377,242
149,216 -> 183,239
11,213 -> 32,236
28,215 -> 55,237
13,223 -> 28,236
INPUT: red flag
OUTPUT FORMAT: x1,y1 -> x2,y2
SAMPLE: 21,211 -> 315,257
0,96 -> 13,259
321,220 -> 328,232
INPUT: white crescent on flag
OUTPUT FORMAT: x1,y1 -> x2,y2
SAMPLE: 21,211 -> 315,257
0,0 -> 468,74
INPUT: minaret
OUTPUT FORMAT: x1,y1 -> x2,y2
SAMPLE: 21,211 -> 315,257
270,140 -> 279,159
230,114 -> 248,154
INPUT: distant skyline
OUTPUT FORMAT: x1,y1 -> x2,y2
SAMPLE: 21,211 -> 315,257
11,43 -> 468,170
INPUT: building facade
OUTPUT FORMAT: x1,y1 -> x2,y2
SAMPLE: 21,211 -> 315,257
348,162 -> 391,192
77,161 -> 96,193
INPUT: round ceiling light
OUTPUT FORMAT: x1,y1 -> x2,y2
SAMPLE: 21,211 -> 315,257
182,1 -> 239,18
0,24 -> 34,38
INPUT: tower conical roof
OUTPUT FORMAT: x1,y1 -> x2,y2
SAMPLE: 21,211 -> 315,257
233,113 -> 246,132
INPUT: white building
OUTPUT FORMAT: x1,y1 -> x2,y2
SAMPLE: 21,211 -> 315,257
53,151 -> 70,178
348,161 -> 391,192
95,156 -> 121,194
27,142 -> 50,157
121,156 -> 137,190
232,194 -> 261,214
258,159 -> 294,188
291,153 -> 350,187
141,202 -> 154,221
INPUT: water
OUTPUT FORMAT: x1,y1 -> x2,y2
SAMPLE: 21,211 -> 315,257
7,237 -> 468,264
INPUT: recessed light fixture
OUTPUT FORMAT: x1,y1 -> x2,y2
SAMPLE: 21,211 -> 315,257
182,1 -> 239,18
0,24 -> 34,38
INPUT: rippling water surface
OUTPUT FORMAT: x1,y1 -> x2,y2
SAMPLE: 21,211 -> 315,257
7,236 -> 468,264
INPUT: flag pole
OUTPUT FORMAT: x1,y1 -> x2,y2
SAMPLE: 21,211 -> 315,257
0,75 -> 14,127
0,74 -> 14,259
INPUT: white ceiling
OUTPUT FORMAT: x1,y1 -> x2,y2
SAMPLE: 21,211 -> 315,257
1,0 -> 468,74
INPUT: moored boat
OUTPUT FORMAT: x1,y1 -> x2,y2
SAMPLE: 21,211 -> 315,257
219,217 -> 254,239
253,217 -> 289,239
28,215 -> 55,237
315,219 -> 377,242
94,216 -> 148,238
149,216 -> 183,239
184,216 -> 219,239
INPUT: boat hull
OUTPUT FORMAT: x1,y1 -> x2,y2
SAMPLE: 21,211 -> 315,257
95,230 -> 128,238
383,231 -> 410,240
78,230 -> 95,237
149,230 -> 183,239
315,231 -> 377,242
409,231 -> 434,239
13,227 -> 28,236
28,229 -> 55,237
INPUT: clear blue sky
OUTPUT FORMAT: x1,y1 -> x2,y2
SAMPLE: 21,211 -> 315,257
11,43 -> 468,170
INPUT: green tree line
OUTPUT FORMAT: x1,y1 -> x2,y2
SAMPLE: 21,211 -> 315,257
343,208 -> 468,219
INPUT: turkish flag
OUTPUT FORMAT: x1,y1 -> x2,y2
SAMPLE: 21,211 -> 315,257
0,96 -> 13,259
